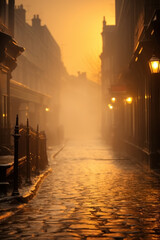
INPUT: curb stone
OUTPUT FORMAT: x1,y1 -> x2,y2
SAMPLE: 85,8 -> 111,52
19,167 -> 52,203
0,144 -> 65,224
52,144 -> 65,158
0,168 -> 52,224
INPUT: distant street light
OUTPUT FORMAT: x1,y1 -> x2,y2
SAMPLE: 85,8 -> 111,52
108,104 -> 113,110
111,97 -> 116,103
45,107 -> 50,112
126,97 -> 133,104
149,55 -> 160,74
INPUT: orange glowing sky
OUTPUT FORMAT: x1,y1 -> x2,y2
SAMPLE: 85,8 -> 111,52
15,0 -> 115,81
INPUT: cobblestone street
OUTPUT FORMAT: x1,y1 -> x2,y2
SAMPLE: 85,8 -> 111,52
0,139 -> 160,240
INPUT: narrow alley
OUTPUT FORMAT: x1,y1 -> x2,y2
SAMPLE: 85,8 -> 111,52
0,139 -> 160,240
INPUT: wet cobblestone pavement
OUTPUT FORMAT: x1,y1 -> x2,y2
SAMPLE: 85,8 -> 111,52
0,139 -> 160,240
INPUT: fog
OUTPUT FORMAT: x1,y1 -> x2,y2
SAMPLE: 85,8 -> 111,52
59,73 -> 102,140
10,1 -> 112,144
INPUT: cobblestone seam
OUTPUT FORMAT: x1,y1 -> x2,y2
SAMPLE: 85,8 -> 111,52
0,203 -> 26,224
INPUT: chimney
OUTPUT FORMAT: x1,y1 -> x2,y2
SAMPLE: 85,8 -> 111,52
8,0 -> 15,36
0,0 -> 6,24
15,4 -> 26,23
103,16 -> 106,30
32,14 -> 41,29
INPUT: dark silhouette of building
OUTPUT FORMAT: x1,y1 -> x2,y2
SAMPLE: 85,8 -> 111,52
100,17 -> 117,139
101,0 -> 160,169
0,0 -> 24,150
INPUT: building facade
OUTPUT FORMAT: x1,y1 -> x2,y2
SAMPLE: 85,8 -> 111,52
101,0 -> 160,168
12,4 -> 66,143
0,2 -> 66,153
100,17 -> 117,139
0,0 -> 24,150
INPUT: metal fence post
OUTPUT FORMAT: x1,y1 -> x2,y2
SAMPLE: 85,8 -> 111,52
12,115 -> 20,196
36,124 -> 39,175
26,119 -> 31,184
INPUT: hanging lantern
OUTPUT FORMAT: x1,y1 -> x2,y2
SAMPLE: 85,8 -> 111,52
149,55 -> 160,74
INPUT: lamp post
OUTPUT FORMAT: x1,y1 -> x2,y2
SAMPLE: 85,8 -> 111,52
36,124 -> 39,175
26,119 -> 31,184
12,115 -> 20,196
148,54 -> 160,168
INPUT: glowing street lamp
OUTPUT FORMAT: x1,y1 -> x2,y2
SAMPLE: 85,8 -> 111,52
45,107 -> 50,112
149,55 -> 160,74
126,97 -> 133,104
108,104 -> 113,110
111,97 -> 116,103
